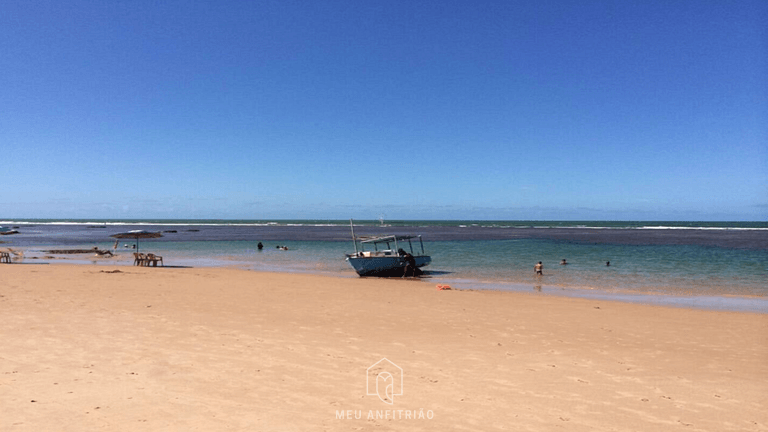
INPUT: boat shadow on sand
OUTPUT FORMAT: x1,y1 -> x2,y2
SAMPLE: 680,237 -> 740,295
357,269 -> 450,278
422,270 -> 451,276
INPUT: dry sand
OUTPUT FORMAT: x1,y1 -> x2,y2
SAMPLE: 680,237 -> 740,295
1,264 -> 766,431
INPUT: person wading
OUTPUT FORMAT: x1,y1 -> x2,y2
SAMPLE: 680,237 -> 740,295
400,248 -> 419,278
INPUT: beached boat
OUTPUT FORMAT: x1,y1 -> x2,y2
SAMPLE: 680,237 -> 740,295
345,222 -> 431,276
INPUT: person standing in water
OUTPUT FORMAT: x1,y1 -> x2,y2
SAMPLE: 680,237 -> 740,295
534,261 -> 543,275
400,248 -> 419,277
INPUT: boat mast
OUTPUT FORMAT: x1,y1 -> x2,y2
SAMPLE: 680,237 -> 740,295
349,219 -> 358,254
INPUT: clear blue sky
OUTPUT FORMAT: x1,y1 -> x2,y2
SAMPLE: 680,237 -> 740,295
1,0 -> 765,220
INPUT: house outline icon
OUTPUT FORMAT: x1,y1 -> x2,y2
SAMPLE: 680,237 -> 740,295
366,358 -> 403,403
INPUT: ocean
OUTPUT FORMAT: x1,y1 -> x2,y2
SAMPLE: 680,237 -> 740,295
2,219 -> 766,312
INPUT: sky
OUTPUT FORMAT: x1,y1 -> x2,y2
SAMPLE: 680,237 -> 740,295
1,0 -> 765,221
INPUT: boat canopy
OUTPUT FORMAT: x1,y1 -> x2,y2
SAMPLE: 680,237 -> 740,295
356,234 -> 422,244
352,234 -> 426,256
347,220 -> 427,257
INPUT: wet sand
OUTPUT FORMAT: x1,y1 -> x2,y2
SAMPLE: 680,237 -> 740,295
1,264 -> 766,431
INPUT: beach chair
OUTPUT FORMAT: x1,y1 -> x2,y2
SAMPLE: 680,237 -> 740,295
0,252 -> 11,263
146,253 -> 164,267
133,253 -> 147,266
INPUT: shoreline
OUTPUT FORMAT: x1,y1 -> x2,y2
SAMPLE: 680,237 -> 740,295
1,264 -> 766,431
3,222 -> 765,305
6,245 -> 768,314
3,248 -> 767,314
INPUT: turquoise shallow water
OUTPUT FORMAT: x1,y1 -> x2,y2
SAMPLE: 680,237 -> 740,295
4,219 -> 767,311
74,237 -> 767,299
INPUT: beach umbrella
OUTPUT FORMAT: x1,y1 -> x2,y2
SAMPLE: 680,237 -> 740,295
110,230 -> 162,253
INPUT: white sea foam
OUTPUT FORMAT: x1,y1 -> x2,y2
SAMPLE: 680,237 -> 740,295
0,221 -> 348,227
0,220 -> 764,230
639,226 -> 767,231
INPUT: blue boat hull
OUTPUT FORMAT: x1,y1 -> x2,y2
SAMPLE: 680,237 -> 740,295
346,255 -> 431,277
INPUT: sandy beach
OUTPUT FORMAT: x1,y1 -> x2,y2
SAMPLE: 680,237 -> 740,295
1,264 -> 766,431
